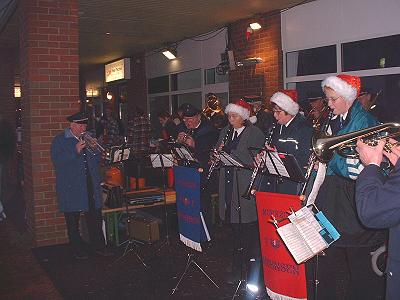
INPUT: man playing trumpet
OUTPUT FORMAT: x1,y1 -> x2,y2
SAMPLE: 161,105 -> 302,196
356,137 -> 400,300
51,111 -> 111,260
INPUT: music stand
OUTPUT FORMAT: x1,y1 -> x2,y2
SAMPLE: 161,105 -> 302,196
171,166 -> 219,295
149,152 -> 175,251
169,142 -> 198,167
110,145 -> 147,269
218,151 -> 250,299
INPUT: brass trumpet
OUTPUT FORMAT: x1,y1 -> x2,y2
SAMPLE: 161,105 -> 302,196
313,122 -> 400,162
80,132 -> 108,157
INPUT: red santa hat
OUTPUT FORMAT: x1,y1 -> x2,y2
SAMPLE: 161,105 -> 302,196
321,74 -> 361,102
225,99 -> 251,120
270,90 -> 299,115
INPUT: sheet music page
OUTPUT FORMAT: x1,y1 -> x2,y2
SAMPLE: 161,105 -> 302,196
277,223 -> 314,264
220,151 -> 244,167
179,147 -> 195,161
264,151 -> 278,175
112,148 -> 130,162
288,207 -> 327,255
150,154 -> 174,168
271,152 -> 290,177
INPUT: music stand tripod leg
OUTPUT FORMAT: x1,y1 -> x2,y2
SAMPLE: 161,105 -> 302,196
171,253 -> 220,295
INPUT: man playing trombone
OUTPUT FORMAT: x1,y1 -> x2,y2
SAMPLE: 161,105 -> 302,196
310,75 -> 386,299
51,111 -> 111,260
356,137 -> 400,300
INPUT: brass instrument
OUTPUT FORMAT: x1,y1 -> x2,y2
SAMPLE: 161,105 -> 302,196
308,101 -> 329,130
313,122 -> 400,163
202,94 -> 222,119
242,122 -> 277,199
299,110 -> 333,197
80,132 -> 109,158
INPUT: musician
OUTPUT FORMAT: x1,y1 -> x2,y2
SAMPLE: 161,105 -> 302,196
217,99 -> 265,283
51,112 -> 111,259
312,75 -> 386,299
157,110 -> 178,140
356,138 -> 400,300
204,93 -> 228,130
176,103 -> 219,229
245,96 -> 275,134
96,105 -> 124,147
307,94 -> 329,131
263,90 -> 313,195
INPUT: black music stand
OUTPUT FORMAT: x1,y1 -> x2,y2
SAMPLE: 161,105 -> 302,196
149,152 -> 175,251
110,145 -> 147,269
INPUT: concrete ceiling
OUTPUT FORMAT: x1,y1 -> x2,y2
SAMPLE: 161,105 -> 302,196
0,0 -> 310,66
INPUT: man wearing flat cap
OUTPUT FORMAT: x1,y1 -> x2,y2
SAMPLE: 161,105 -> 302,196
51,111 -> 111,259
176,103 -> 219,230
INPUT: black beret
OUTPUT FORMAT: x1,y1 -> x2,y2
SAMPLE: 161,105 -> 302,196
181,103 -> 200,117
66,111 -> 88,124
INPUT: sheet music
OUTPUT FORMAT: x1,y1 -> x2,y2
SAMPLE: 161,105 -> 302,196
176,147 -> 196,161
277,223 -> 314,264
288,207 -> 327,255
264,151 -> 290,177
219,151 -> 244,167
150,154 -> 174,168
112,148 -> 130,163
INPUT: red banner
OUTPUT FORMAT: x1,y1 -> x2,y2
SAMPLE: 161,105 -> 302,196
256,192 -> 307,300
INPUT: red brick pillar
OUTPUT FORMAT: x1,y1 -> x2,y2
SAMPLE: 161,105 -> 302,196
19,0 -> 79,246
229,13 -> 283,102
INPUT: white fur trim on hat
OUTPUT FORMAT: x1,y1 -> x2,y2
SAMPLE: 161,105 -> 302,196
270,92 -> 299,115
321,76 -> 357,102
225,103 -> 250,120
249,115 -> 257,124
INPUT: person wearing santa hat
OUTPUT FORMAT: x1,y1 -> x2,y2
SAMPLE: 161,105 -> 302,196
309,74 -> 386,299
261,89 -> 313,195
216,99 -> 265,284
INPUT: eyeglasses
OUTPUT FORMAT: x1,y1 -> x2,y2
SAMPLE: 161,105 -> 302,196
273,109 -> 283,114
325,96 -> 341,103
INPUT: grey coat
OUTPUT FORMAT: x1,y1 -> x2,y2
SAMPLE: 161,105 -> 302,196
217,124 -> 265,223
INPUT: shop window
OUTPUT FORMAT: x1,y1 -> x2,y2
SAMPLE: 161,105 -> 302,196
172,92 -> 202,113
286,45 -> 336,77
171,69 -> 201,91
342,34 -> 400,71
148,75 -> 169,94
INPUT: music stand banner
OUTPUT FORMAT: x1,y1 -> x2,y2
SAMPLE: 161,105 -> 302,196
174,166 -> 209,252
256,192 -> 307,300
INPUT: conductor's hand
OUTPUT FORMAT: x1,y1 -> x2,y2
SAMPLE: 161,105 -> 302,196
356,138 -> 385,166
76,140 -> 86,154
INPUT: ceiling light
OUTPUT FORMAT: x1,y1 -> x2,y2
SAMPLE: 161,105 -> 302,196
249,22 -> 262,30
162,50 -> 176,60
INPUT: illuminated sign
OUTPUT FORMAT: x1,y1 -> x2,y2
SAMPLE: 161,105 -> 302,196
14,86 -> 21,98
105,58 -> 131,82
86,89 -> 99,97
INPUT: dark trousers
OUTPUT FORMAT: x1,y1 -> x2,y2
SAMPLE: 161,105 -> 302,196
306,246 -> 385,300
64,208 -> 105,253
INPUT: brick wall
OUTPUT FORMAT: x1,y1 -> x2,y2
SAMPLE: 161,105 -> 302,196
19,0 -> 79,246
229,12 -> 283,103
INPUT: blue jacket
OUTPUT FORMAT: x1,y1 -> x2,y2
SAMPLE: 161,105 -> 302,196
356,162 -> 400,300
51,128 -> 103,212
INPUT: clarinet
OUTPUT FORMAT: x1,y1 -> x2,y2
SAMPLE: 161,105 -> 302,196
201,126 -> 233,191
242,122 -> 277,199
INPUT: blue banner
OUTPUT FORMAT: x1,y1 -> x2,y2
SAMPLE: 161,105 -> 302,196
174,166 -> 209,252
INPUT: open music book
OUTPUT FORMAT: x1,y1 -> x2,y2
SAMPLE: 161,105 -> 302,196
276,206 -> 340,264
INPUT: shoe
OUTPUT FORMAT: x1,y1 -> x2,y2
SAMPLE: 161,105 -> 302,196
95,248 -> 114,257
74,249 -> 89,260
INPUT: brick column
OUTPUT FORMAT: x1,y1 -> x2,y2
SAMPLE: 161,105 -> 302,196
19,0 -> 79,246
229,13 -> 283,103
